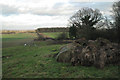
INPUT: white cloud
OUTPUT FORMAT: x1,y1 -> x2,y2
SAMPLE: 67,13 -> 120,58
0,0 -> 115,30
0,0 -> 74,16
1,14 -> 68,30
70,0 -> 117,2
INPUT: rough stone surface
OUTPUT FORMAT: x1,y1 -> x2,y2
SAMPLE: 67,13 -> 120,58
55,38 -> 120,69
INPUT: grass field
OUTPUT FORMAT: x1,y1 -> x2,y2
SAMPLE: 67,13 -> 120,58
2,33 -> 37,48
2,33 -> 37,41
42,32 -> 69,39
42,32 -> 62,38
2,32 -> 119,78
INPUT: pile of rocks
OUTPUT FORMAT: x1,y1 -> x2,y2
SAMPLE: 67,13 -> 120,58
55,38 -> 120,68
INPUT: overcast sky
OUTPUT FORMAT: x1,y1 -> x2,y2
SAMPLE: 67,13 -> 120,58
0,0 -> 117,30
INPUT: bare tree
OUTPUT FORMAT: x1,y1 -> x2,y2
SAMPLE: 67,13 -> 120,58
68,7 -> 103,39
69,7 -> 102,29
96,17 -> 113,29
112,1 -> 120,42
113,1 -> 120,28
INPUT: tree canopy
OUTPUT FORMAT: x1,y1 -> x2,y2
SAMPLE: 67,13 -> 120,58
68,7 -> 103,39
112,1 -> 120,42
69,7 -> 102,29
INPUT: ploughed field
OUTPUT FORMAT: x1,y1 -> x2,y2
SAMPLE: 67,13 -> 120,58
2,32 -> 119,78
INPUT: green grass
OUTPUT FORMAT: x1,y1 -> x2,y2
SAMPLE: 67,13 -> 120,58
42,32 -> 63,38
2,43 -> 119,78
2,32 -> 119,78
2,33 -> 37,48
2,33 -> 37,41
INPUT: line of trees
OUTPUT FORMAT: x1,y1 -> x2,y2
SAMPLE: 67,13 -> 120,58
37,27 -> 69,32
68,1 -> 120,43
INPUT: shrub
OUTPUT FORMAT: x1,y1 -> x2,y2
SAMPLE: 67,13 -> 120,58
57,32 -> 68,40
69,24 -> 77,39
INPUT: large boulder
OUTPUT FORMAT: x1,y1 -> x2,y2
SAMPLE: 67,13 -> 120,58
56,43 -> 76,62
55,38 -> 120,69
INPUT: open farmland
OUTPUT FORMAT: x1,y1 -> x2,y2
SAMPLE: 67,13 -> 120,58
2,32 -> 119,78
2,33 -> 37,48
